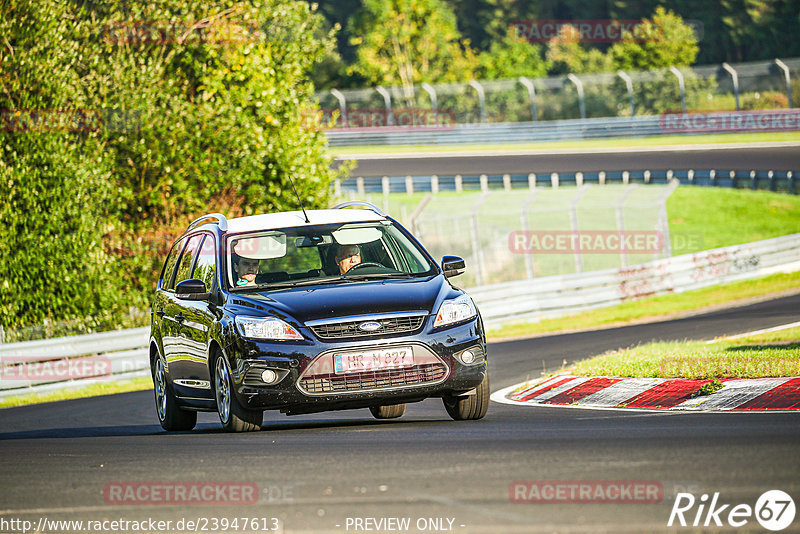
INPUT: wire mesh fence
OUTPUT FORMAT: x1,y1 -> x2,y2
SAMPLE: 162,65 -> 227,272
349,183 -> 678,287
316,57 -> 800,128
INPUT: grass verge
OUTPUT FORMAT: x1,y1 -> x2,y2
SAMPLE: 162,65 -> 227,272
0,376 -> 152,409
486,271 -> 800,341
573,327 -> 800,379
329,132 -> 800,156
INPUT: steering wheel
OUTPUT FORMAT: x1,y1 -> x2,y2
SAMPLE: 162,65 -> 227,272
345,262 -> 385,273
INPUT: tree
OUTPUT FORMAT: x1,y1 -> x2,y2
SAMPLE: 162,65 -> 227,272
1,0 -> 346,331
609,7 -> 699,70
478,33 -> 549,80
347,0 -> 478,99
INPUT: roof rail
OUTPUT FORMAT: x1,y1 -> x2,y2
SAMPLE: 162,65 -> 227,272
332,201 -> 387,217
187,213 -> 228,232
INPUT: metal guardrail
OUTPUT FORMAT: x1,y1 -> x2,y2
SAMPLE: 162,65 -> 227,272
325,111 -> 800,147
1,234 -> 798,398
0,327 -> 149,400
470,233 -> 800,328
337,169 -> 797,196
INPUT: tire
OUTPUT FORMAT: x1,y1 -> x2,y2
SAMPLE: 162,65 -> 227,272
153,357 -> 197,431
443,368 -> 490,421
213,353 -> 263,432
369,403 -> 406,419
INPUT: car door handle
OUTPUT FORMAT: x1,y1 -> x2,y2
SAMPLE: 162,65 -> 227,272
155,311 -> 166,318
174,313 -> 185,323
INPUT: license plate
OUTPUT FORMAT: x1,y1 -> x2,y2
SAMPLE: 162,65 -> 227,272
333,347 -> 414,374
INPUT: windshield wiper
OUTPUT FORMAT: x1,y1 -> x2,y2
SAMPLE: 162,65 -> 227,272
254,276 -> 347,289
342,272 -> 414,280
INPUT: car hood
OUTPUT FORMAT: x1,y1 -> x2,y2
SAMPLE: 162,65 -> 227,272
227,275 -> 455,324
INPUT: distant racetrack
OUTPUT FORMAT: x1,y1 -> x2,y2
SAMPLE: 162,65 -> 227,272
337,144 -> 800,177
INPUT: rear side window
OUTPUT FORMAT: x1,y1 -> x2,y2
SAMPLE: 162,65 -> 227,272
161,237 -> 186,290
173,234 -> 204,289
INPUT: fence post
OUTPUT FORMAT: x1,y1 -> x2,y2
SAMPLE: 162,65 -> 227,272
405,175 -> 414,194
455,174 -> 463,193
468,80 -> 487,124
599,171 -> 606,185
669,67 -> 687,114
551,172 -> 559,188
470,192 -> 491,286
431,175 -> 439,195
616,71 -> 635,116
356,177 -> 365,196
382,176 -> 390,195
774,59 -> 793,109
421,82 -> 438,125
519,77 -> 538,121
721,63 -> 740,111
330,88 -> 347,127
520,189 -> 539,279
480,174 -> 489,192
576,172 -> 583,187
616,184 -> 639,268
569,186 -> 590,273
375,86 -> 394,126
503,174 -> 511,191
528,173 -> 537,189
567,74 -> 586,119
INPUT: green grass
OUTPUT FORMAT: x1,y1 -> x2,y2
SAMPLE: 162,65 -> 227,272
0,376 -> 153,408
573,326 -> 800,379
486,271 -> 800,341
668,187 -> 800,255
329,132 -> 800,156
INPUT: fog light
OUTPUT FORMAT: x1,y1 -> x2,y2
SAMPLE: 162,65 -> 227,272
460,349 -> 475,364
261,369 -> 278,384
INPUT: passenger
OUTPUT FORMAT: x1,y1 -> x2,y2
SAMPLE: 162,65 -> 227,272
335,244 -> 361,274
234,256 -> 260,287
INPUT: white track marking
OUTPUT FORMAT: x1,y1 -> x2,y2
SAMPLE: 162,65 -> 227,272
706,321 -> 800,344
577,378 -> 666,407
670,378 -> 793,410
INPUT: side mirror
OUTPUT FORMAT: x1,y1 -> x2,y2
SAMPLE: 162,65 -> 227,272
176,278 -> 211,301
441,255 -> 466,278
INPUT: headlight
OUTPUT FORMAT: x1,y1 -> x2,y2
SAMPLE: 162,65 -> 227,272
434,295 -> 477,328
235,316 -> 303,340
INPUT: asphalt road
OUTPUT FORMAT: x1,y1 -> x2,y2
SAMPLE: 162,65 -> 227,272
338,145 -> 800,177
1,294 -> 798,533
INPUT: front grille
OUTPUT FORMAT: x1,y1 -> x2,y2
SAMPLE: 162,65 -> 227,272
310,315 -> 425,340
299,362 -> 447,394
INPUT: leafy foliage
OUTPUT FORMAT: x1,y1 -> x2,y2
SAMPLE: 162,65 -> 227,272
1,0 -> 345,331
347,0 -> 478,98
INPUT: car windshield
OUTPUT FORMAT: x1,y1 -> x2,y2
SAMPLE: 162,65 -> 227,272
226,221 -> 435,290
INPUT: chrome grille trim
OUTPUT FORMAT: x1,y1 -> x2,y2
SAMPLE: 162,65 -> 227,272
308,312 -> 428,340
298,362 -> 447,395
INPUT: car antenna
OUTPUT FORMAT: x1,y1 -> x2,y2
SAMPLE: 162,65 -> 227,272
287,175 -> 310,223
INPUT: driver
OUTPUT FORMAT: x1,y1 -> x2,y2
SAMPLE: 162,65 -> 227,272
335,244 -> 361,274
234,256 -> 260,287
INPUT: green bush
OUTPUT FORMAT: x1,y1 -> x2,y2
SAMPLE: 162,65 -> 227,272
0,0 -> 346,333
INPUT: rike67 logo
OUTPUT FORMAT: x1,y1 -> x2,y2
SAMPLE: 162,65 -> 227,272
669,490 -> 795,531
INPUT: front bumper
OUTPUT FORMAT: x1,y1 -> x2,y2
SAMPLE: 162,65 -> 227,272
227,317 -> 486,415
